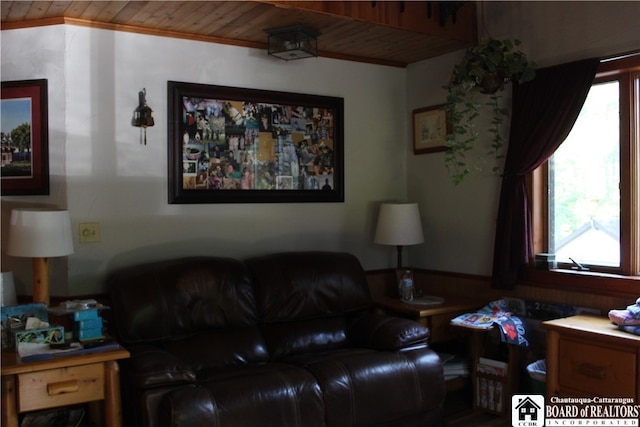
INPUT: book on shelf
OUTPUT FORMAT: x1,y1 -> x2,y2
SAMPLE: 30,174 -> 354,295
477,377 -> 504,413
476,357 -> 507,413
477,357 -> 508,377
438,352 -> 470,379
444,362 -> 470,375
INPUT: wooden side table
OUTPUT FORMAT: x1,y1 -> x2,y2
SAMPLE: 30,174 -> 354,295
452,325 -> 520,417
1,346 -> 130,427
372,295 -> 482,344
373,295 -> 483,393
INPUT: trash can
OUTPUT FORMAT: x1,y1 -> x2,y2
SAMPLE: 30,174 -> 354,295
527,359 -> 546,394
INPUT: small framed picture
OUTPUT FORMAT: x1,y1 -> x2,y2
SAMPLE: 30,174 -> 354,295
412,104 -> 448,155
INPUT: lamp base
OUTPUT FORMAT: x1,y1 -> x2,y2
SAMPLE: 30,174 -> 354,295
32,257 -> 50,306
396,245 -> 404,270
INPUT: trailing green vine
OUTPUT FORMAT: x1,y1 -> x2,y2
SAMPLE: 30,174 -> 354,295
443,38 -> 536,185
487,94 -> 509,174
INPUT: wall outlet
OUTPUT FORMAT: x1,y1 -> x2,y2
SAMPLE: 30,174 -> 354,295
79,223 -> 100,243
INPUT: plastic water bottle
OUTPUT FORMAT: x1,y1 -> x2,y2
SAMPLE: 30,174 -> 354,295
401,270 -> 414,301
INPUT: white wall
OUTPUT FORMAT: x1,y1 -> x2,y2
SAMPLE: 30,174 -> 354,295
484,1 -> 640,68
2,1 -> 638,296
405,50 -> 505,276
1,25 -> 408,296
405,1 -> 640,275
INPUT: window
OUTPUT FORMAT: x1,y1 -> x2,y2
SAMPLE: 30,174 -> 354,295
549,80 -> 620,268
531,54 -> 640,280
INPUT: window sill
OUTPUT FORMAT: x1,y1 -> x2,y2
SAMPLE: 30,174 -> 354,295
523,268 -> 640,298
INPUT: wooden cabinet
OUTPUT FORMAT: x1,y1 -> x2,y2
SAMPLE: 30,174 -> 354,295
542,315 -> 640,401
1,346 -> 130,427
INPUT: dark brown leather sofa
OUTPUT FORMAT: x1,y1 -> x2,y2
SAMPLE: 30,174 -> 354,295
108,251 -> 445,427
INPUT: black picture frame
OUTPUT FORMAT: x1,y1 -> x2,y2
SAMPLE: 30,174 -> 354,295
168,81 -> 344,204
1,79 -> 49,195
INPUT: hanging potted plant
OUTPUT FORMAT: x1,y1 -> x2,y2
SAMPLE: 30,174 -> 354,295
443,38 -> 536,185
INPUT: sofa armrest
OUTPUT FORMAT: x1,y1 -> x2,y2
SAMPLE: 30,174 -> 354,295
348,313 -> 430,350
126,345 -> 197,389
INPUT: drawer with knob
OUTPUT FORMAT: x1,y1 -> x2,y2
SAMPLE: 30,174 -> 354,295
543,315 -> 640,401
558,338 -> 636,397
17,362 -> 104,412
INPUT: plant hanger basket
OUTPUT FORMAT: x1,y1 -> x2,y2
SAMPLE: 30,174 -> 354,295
443,38 -> 536,185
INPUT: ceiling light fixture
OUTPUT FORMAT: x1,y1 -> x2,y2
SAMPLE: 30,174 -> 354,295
265,24 -> 319,61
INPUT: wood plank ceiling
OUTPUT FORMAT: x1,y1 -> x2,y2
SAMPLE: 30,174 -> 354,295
1,1 -> 478,68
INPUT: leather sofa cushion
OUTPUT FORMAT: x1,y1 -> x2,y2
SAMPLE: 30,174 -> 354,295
125,345 -> 196,389
247,252 -> 372,322
138,385 -> 194,427
162,326 -> 269,371
160,363 -> 325,427
348,313 -> 430,349
260,313 -> 431,360
286,348 -> 445,427
260,317 -> 348,360
109,257 -> 259,345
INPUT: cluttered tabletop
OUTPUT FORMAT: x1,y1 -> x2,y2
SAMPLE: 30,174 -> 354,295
1,299 -> 129,374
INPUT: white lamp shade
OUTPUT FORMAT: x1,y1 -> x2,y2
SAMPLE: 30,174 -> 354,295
374,203 -> 424,246
7,209 -> 74,258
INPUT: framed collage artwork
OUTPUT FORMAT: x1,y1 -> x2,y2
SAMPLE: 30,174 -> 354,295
1,79 -> 49,195
413,104 -> 449,155
168,81 -> 344,204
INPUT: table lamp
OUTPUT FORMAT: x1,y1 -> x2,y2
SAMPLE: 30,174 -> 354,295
374,203 -> 424,269
6,208 -> 74,306
0,272 -> 17,306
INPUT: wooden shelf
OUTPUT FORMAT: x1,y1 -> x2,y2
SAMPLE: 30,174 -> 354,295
445,375 -> 470,394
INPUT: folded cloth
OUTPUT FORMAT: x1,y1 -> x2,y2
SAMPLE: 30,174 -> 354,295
627,303 -> 640,316
451,299 -> 530,347
608,297 -> 640,326
619,325 -> 640,336
608,309 -> 640,326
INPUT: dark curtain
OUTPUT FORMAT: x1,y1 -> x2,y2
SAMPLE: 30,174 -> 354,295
492,58 -> 600,289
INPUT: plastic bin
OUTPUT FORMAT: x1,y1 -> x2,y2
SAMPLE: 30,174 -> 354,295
527,359 -> 546,394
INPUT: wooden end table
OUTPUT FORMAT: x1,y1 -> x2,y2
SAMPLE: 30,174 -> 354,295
373,295 -> 483,394
1,345 -> 130,427
450,323 -> 521,417
372,295 -> 482,344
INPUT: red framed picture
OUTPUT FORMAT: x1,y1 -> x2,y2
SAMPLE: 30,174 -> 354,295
1,79 -> 49,195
